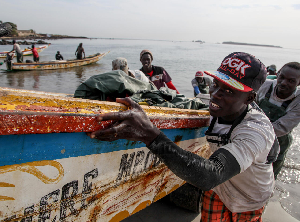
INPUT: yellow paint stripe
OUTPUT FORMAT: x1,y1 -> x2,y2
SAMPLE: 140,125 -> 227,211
0,182 -> 15,187
0,196 -> 15,201
0,88 -> 210,117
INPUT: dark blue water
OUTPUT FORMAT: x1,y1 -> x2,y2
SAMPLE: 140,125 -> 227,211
0,39 -> 299,220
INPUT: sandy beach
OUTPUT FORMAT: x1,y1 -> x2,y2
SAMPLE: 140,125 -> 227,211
123,194 -> 299,222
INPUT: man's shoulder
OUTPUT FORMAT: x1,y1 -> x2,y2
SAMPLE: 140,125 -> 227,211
152,65 -> 165,72
257,80 -> 274,94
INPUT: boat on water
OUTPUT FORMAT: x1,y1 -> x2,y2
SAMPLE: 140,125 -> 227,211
5,52 -> 109,71
0,44 -> 51,58
0,87 -> 210,222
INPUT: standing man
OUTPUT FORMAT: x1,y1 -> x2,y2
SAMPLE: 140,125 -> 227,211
191,71 -> 212,96
75,43 -> 85,60
140,50 -> 179,94
31,44 -> 39,62
257,62 -> 300,179
90,52 -> 276,222
10,40 -> 23,63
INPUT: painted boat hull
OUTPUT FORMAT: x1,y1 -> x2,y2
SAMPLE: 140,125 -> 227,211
0,44 -> 50,58
6,52 -> 108,71
0,87 -> 210,222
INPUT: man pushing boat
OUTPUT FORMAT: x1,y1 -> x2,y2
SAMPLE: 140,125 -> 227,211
89,52 -> 276,222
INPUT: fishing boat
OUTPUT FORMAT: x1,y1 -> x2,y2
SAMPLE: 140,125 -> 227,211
0,87 -> 210,222
0,44 -> 51,58
5,52 -> 109,71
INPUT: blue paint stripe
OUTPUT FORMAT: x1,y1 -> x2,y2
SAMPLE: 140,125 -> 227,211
0,127 -> 208,167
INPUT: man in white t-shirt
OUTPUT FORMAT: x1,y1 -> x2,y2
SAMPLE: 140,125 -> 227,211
10,40 -> 23,63
90,52 -> 275,222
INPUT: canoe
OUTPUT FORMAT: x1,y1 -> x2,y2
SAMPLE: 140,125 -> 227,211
0,44 -> 51,58
5,52 -> 109,71
0,87 -> 210,222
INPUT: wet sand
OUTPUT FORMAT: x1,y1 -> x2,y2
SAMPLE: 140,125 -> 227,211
123,195 -> 299,222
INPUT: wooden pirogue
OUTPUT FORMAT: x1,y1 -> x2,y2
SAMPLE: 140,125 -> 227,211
0,87 -> 211,222
5,52 -> 109,71
0,44 -> 51,58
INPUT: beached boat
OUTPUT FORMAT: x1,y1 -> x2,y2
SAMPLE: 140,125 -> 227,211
5,52 -> 109,71
0,44 -> 51,58
0,87 -> 210,222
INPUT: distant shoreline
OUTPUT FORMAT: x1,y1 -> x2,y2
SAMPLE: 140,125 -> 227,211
222,41 -> 282,48
1,35 -> 88,41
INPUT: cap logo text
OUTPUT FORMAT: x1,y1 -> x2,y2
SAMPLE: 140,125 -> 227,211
221,58 -> 251,78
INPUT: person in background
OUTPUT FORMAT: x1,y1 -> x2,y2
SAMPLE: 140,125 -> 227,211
191,71 -> 212,96
89,52 -> 276,222
56,51 -> 64,60
75,43 -> 85,60
31,44 -> 39,62
112,57 -> 149,83
257,62 -> 300,179
140,50 -> 179,94
267,64 -> 277,79
10,40 -> 23,63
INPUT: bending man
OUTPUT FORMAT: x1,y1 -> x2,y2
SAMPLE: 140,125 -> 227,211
257,62 -> 300,179
90,52 -> 275,222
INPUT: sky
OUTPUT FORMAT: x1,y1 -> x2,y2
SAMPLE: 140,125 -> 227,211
2,0 -> 300,49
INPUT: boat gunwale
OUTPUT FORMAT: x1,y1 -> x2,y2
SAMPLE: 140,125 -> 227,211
11,52 -> 105,66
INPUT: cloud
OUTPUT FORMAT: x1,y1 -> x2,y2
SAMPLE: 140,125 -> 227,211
292,4 -> 300,10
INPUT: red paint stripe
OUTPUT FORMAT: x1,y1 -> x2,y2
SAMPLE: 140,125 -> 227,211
0,113 -> 209,135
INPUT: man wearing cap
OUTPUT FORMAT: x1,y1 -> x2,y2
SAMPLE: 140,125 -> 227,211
267,64 -> 277,79
257,62 -> 300,179
89,52 -> 275,221
191,71 -> 212,96
140,50 -> 180,94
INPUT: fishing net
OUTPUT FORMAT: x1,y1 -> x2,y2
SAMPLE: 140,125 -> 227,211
0,22 -> 12,37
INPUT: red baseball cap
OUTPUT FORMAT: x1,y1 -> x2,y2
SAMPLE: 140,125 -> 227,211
204,52 -> 267,92
195,71 -> 204,77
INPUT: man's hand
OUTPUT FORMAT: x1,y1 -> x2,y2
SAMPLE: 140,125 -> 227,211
88,98 -> 161,146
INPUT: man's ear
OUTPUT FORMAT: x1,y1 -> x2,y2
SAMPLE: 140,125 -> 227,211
245,92 -> 256,105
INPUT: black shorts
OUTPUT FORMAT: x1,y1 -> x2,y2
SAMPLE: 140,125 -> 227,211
34,57 -> 39,62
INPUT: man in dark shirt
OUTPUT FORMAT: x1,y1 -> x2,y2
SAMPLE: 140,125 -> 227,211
75,43 -> 85,60
56,51 -> 64,60
140,50 -> 179,94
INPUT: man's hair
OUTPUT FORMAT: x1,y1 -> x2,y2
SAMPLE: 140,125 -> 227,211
32,44 -> 35,48
12,40 -> 16,44
283,62 -> 300,71
112,57 -> 128,72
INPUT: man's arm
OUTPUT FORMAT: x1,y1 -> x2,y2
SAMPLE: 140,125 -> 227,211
166,81 -> 180,94
272,100 -> 300,137
89,98 -> 240,191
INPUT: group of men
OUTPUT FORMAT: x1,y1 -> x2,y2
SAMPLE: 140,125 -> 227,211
88,51 -> 300,222
7,41 -> 77,64
110,50 -> 180,94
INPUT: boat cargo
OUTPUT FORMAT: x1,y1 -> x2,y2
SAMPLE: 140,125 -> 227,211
0,87 -> 211,222
5,52 -> 109,71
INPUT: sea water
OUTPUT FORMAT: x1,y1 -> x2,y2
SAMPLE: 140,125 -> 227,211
0,39 -> 299,219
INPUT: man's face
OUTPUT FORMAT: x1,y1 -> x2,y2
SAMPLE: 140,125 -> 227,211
196,77 -> 203,83
209,79 -> 252,122
276,66 -> 300,99
140,54 -> 152,70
